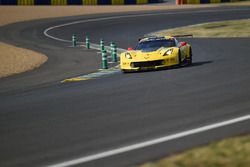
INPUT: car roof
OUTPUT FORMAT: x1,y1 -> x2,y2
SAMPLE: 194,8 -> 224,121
139,36 -> 174,43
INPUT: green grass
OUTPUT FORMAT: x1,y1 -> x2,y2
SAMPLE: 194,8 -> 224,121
134,134 -> 250,167
152,19 -> 250,38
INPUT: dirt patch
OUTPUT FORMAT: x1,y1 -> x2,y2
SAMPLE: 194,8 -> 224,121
0,42 -> 47,78
0,5 -> 220,26
1,1 -> 249,26
0,5 -> 213,78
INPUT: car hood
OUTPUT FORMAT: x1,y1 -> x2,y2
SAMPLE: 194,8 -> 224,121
129,47 -> 173,61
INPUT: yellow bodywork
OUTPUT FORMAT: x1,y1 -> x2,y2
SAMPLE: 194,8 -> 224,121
120,41 -> 191,72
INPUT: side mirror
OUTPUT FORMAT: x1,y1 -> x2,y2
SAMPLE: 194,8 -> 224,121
127,47 -> 133,51
179,42 -> 187,47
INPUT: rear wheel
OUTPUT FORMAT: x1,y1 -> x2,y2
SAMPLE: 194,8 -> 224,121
187,47 -> 192,65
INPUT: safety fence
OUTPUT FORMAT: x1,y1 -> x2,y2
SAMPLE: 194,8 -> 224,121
176,0 -> 240,4
0,0 -> 162,5
70,34 -> 122,70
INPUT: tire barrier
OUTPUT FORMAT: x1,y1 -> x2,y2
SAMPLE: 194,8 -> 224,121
68,0 -> 82,4
51,0 -> 67,5
17,0 -> 34,5
0,0 -> 162,5
1,0 -> 17,5
176,0 -> 240,4
84,0 -> 97,5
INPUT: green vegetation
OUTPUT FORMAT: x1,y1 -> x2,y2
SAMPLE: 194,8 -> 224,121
135,134 -> 250,167
152,19 -> 250,38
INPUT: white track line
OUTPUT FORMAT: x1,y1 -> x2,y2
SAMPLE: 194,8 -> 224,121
45,8 -> 250,166
48,114 -> 250,167
44,9 -> 250,167
43,8 -> 249,52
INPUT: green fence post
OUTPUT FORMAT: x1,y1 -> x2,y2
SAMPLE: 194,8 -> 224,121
102,49 -> 108,69
110,42 -> 114,60
72,34 -> 77,47
112,42 -> 118,62
100,39 -> 105,51
86,36 -> 90,49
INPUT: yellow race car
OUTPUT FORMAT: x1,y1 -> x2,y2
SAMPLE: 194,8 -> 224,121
120,36 -> 192,72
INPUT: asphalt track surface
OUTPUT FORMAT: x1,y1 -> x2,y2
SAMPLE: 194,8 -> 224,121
0,6 -> 250,167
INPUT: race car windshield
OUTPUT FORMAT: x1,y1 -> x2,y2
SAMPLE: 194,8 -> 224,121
135,39 -> 176,52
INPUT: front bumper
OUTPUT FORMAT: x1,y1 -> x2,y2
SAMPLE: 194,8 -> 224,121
120,57 -> 179,72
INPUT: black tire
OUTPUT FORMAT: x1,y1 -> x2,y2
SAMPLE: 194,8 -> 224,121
178,49 -> 182,66
187,47 -> 193,65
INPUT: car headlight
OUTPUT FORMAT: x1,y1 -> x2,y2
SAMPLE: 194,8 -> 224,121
164,49 -> 173,56
125,52 -> 132,59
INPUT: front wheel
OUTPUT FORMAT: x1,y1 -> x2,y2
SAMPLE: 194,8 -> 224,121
178,50 -> 182,66
187,48 -> 192,65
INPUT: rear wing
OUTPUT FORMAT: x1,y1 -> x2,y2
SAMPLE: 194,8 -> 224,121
138,35 -> 161,42
173,34 -> 193,38
138,34 -> 193,41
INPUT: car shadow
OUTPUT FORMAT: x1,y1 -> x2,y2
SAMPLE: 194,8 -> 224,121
123,60 -> 213,74
188,60 -> 213,67
180,60 -> 213,69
